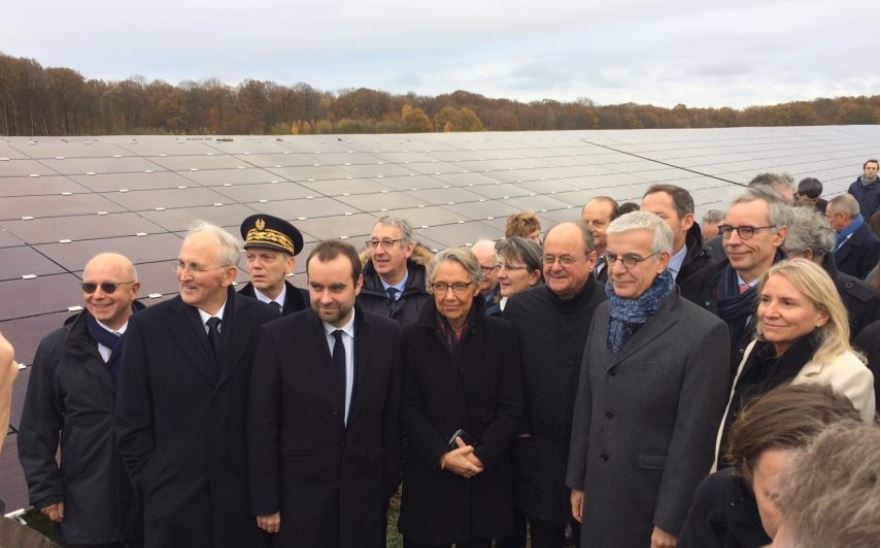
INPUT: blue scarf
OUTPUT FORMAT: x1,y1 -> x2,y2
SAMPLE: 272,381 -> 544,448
835,214 -> 864,250
85,312 -> 125,381
605,269 -> 675,353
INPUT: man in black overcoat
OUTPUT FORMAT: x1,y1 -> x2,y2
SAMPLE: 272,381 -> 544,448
115,221 -> 277,548
237,213 -> 309,316
248,240 -> 402,548
20,253 -> 143,547
503,221 -> 606,548
826,193 -> 880,280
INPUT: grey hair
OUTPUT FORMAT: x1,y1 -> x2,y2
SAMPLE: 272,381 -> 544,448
185,220 -> 242,267
749,172 -> 795,195
828,194 -> 861,219
496,237 -> 543,274
471,238 -> 498,256
702,209 -> 726,225
425,247 -> 481,289
374,215 -> 414,246
775,424 -> 880,548
783,207 -> 835,259
607,211 -> 674,255
730,188 -> 793,233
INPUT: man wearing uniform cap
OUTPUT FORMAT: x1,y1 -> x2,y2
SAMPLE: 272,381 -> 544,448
239,213 -> 309,316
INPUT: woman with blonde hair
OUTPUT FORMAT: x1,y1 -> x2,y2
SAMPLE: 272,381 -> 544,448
714,258 -> 875,467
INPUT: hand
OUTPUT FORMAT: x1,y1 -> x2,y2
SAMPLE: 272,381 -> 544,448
256,512 -> 280,533
456,436 -> 483,469
650,526 -> 677,548
440,439 -> 483,478
570,489 -> 584,523
41,502 -> 64,523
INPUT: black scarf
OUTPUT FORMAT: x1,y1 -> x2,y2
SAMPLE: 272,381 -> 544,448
716,250 -> 784,351
85,312 -> 126,381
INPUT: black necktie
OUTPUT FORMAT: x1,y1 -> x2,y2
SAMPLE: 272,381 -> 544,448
206,317 -> 222,364
269,301 -> 282,316
331,330 -> 347,413
386,287 -> 399,313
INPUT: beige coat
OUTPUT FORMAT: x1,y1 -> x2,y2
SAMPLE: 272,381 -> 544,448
714,339 -> 875,468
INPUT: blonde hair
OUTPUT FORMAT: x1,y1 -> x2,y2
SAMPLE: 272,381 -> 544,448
756,258 -> 852,365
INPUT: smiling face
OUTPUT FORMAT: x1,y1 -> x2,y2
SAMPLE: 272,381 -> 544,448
723,200 -> 786,283
177,231 -> 238,315
245,246 -> 294,299
308,254 -> 362,328
497,252 -> 541,298
82,254 -> 140,330
758,274 -> 828,356
542,223 -> 596,300
432,260 -> 478,328
369,223 -> 414,285
606,229 -> 669,299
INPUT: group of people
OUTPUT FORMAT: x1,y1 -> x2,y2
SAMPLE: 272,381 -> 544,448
3,160 -> 880,548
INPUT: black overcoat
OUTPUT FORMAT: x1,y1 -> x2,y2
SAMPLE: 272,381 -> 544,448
357,259 -> 432,326
834,222 -> 880,280
398,301 -> 524,544
115,291 -> 276,548
19,308 -> 142,545
248,307 -> 402,548
502,279 -> 605,523
238,279 -> 308,316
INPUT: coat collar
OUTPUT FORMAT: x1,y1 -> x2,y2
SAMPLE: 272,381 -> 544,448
604,289 -> 681,370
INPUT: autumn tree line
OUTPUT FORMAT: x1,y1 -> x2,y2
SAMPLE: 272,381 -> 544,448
0,53 -> 878,137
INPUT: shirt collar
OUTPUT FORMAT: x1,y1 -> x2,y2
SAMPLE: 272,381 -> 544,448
323,311 -> 356,339
198,301 -> 227,325
668,243 -> 688,278
381,269 -> 409,294
95,318 -> 128,335
254,283 -> 286,307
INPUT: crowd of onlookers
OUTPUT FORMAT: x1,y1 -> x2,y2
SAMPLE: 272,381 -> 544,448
0,160 -> 878,548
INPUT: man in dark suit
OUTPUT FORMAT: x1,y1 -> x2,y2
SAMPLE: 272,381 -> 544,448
248,240 -> 402,548
20,252 -> 143,547
826,193 -> 880,279
116,221 -> 277,548
581,197 -> 619,284
566,212 -> 729,548
238,213 -> 309,316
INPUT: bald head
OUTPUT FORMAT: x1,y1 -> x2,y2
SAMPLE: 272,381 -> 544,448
82,252 -> 140,330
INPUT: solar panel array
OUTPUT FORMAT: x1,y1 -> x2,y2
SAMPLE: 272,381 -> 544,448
0,125 -> 878,513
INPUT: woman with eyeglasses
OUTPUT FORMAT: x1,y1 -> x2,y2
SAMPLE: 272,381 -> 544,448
486,237 -> 544,316
712,258 -> 875,469
398,247 -> 524,548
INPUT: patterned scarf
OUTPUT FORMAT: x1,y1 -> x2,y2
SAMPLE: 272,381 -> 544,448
85,311 -> 126,381
605,269 -> 675,353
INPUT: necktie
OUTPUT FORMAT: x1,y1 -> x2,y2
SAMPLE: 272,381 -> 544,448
269,301 -> 282,316
206,317 -> 222,363
738,283 -> 750,294
595,256 -> 606,274
331,330 -> 347,413
385,287 -> 399,302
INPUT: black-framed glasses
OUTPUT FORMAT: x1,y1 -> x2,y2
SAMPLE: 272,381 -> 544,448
431,282 -> 473,296
365,238 -> 403,249
603,252 -> 658,269
82,281 -> 135,294
718,225 -> 777,240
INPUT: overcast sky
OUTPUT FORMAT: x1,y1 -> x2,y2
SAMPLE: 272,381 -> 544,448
2,0 -> 878,108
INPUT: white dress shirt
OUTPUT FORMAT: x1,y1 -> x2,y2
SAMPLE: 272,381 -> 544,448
323,314 -> 355,424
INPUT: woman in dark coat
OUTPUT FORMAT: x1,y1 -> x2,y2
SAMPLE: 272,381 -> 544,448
399,247 -> 524,548
679,383 -> 861,548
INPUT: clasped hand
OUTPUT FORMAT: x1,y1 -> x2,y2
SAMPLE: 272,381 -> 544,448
440,436 -> 483,478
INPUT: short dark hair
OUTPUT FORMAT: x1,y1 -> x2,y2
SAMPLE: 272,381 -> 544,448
306,240 -> 362,284
726,383 -> 860,484
796,177 -> 823,199
496,237 -> 543,277
586,196 -> 621,220
644,184 -> 695,217
863,159 -> 879,169
617,202 -> 641,215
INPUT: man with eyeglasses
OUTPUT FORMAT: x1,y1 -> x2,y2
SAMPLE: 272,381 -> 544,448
502,222 -> 606,548
357,215 -> 433,325
116,221 -> 278,548
566,212 -> 728,548
238,214 -> 309,316
681,188 -> 791,377
471,239 -> 501,305
19,252 -> 145,547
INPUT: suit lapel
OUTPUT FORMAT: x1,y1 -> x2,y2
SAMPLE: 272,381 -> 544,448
218,294 -> 254,386
165,297 -> 217,384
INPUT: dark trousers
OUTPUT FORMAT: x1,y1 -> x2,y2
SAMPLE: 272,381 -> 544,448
403,537 -> 493,548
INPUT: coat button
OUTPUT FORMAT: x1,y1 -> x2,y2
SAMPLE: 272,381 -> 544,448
600,454 -> 609,462
604,411 -> 614,419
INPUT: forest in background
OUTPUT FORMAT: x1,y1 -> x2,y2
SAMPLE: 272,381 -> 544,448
1,53 -> 878,136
